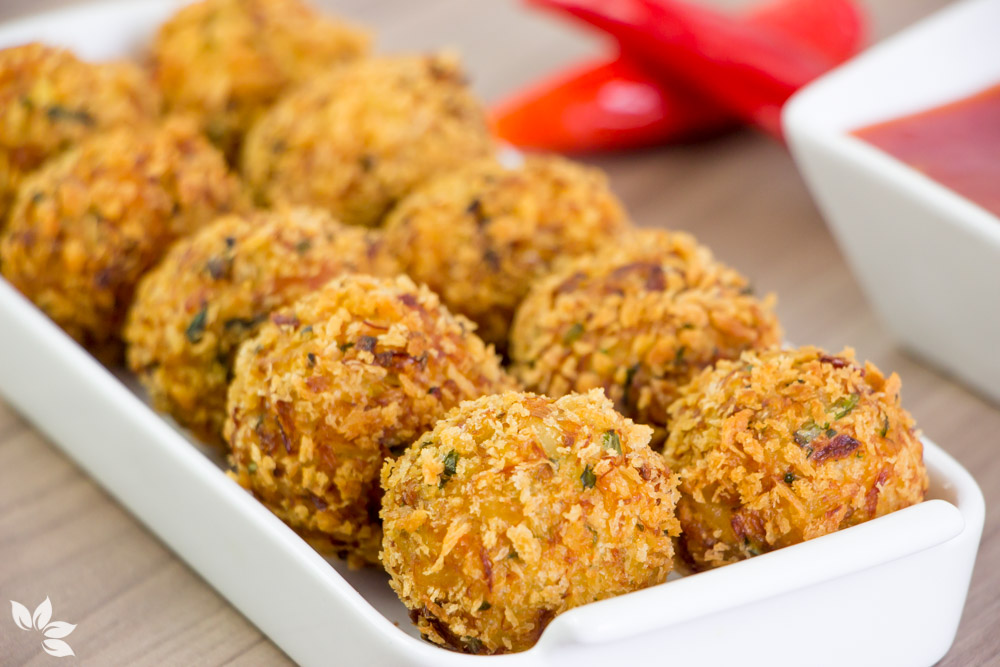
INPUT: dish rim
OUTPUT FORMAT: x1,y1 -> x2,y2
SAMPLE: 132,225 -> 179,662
0,0 -> 988,661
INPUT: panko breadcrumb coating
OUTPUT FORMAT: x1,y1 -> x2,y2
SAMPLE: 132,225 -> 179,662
0,117 -> 247,361
381,389 -> 680,654
241,53 -> 494,227
225,274 -> 516,566
151,0 -> 369,160
126,207 -> 397,445
664,346 -> 928,571
383,155 -> 630,347
510,229 -> 781,444
0,43 -> 159,222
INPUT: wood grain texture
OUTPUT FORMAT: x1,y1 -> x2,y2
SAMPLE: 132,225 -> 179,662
1,0 -> 997,665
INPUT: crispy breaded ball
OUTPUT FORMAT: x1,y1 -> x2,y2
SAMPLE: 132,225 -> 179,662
384,155 -> 629,347
126,207 -> 397,445
663,346 -> 928,571
225,274 -> 516,567
151,0 -> 369,160
0,117 -> 246,361
0,43 -> 159,222
510,229 -> 781,444
241,53 -> 494,227
381,389 -> 680,654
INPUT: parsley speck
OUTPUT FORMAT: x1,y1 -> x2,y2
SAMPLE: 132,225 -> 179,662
461,637 -> 483,653
563,322 -> 584,344
45,104 -> 94,125
831,393 -> 860,420
186,306 -> 208,343
623,363 -> 640,408
439,450 -> 459,487
794,420 -> 822,446
603,430 -> 622,455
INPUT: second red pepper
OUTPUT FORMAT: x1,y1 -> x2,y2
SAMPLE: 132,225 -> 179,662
493,0 -> 866,151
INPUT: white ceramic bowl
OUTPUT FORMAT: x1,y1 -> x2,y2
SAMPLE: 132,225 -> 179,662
784,0 -> 1000,404
0,2 -> 986,665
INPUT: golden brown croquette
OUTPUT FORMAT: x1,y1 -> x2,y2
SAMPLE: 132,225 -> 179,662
0,43 -> 159,222
225,274 -> 516,567
380,389 -> 680,654
241,53 -> 494,227
663,346 -> 928,570
510,228 -> 782,444
383,155 -> 630,347
125,206 -> 398,445
0,117 -> 247,361
151,0 -> 369,160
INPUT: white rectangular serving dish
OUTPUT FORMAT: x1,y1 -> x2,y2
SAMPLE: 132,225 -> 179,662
0,2 -> 987,665
784,0 -> 1000,404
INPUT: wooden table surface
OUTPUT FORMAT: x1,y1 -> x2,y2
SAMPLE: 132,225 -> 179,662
1,0 -> 996,665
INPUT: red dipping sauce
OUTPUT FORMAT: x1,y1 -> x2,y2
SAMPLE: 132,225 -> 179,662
854,83 -> 1000,218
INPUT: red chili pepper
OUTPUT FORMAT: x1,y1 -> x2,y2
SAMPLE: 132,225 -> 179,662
492,56 -> 730,152
750,0 -> 865,65
530,0 -> 859,138
494,0 -> 865,150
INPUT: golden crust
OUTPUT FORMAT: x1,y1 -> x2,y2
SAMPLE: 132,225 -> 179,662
663,345 -> 929,570
380,389 -> 680,654
125,206 -> 398,445
151,0 -> 369,160
0,43 -> 159,221
241,53 -> 494,227
383,155 -> 630,347
510,228 -> 782,444
225,274 -> 516,567
0,117 -> 247,361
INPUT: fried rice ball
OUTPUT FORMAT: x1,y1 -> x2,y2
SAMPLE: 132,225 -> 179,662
125,207 -> 397,445
0,43 -> 159,222
241,53 -> 494,227
383,155 -> 630,347
0,117 -> 247,361
151,0 -> 369,160
381,389 -> 680,654
509,229 -> 782,444
225,274 -> 516,567
663,346 -> 928,571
